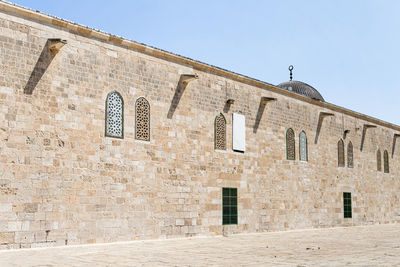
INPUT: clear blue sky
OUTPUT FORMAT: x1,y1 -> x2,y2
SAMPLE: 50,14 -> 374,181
10,0 -> 400,125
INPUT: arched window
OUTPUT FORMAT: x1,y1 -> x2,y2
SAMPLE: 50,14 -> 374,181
286,128 -> 295,160
384,150 -> 389,173
105,91 -> 123,138
214,113 -> 226,150
299,131 -> 308,161
135,97 -> 150,141
338,139 -> 345,167
377,150 -> 382,172
347,141 -> 353,168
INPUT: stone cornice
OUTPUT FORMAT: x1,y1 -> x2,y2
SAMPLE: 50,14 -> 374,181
0,0 -> 399,132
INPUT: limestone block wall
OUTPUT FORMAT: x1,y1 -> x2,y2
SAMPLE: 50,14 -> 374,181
0,4 -> 398,249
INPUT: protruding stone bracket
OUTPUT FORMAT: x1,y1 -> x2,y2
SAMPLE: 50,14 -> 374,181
314,112 -> 335,144
261,96 -> 277,104
343,129 -> 351,139
360,124 -> 377,151
223,98 -> 235,113
179,74 -> 198,89
48,38 -> 67,55
24,38 -> 67,95
392,133 -> 400,158
253,97 -> 277,133
167,74 -> 198,119
226,99 -> 235,105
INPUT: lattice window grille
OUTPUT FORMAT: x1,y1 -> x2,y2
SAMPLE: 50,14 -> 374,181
347,142 -> 354,168
377,150 -> 382,172
135,97 -> 150,141
106,91 -> 123,138
215,113 -> 226,150
222,187 -> 238,225
286,128 -> 295,160
299,131 -> 308,161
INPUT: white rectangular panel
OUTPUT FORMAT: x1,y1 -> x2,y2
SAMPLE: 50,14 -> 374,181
232,113 -> 245,152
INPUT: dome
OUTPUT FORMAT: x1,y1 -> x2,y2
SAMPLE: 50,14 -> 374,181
277,80 -> 325,102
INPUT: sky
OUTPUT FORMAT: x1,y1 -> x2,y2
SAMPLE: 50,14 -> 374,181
9,0 -> 400,126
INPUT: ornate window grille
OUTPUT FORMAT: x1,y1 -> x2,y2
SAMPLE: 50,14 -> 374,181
286,128 -> 295,160
384,150 -> 389,173
299,131 -> 308,161
338,139 -> 345,167
377,150 -> 382,172
105,91 -> 123,138
135,97 -> 150,141
347,141 -> 354,168
214,113 -> 226,150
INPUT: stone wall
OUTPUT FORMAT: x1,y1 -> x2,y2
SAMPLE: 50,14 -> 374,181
0,5 -> 399,249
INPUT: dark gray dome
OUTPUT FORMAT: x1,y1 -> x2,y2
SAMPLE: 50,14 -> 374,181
277,80 -> 325,102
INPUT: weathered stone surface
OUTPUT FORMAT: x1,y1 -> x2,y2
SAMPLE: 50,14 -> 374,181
0,2 -> 398,250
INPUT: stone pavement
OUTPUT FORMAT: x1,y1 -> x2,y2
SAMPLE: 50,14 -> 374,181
0,224 -> 399,266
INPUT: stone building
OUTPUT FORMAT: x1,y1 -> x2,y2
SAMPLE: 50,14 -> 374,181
0,1 -> 398,249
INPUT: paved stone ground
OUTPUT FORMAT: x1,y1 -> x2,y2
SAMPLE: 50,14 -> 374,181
0,224 -> 399,266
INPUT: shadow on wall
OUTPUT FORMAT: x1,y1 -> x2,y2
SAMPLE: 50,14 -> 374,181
253,101 -> 267,133
167,77 -> 185,119
393,134 -> 400,158
23,39 -> 65,95
314,112 -> 334,144
167,75 -> 197,119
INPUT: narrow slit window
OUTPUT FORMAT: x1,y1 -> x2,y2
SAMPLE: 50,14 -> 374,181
377,150 -> 382,172
105,91 -> 124,138
347,141 -> 353,168
299,131 -> 308,161
222,188 -> 237,225
338,139 -> 345,167
135,97 -> 150,141
215,113 -> 226,150
343,192 -> 352,218
384,150 -> 389,173
286,128 -> 295,160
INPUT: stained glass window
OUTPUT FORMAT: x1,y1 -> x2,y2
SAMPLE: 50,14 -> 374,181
105,91 -> 123,138
338,139 -> 345,167
299,131 -> 308,161
286,128 -> 295,160
384,150 -> 389,173
135,97 -> 150,141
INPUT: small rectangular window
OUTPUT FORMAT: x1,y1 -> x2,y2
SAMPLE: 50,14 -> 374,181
222,188 -> 238,225
343,192 -> 352,218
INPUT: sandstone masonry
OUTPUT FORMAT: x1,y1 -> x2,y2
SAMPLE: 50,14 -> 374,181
0,1 -> 398,249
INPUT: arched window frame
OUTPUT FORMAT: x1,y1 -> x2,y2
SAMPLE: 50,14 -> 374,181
338,139 -> 345,167
135,97 -> 151,141
105,91 -> 124,139
384,150 -> 389,173
299,130 -> 308,162
377,149 -> 382,172
286,128 -> 295,160
347,141 -> 354,168
214,113 -> 227,150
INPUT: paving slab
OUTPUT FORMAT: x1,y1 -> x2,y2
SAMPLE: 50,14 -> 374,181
0,224 -> 399,266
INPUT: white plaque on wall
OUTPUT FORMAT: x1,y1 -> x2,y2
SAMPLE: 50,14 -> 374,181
232,113 -> 245,152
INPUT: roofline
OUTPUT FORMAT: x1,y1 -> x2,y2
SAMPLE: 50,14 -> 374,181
1,0 -> 399,133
